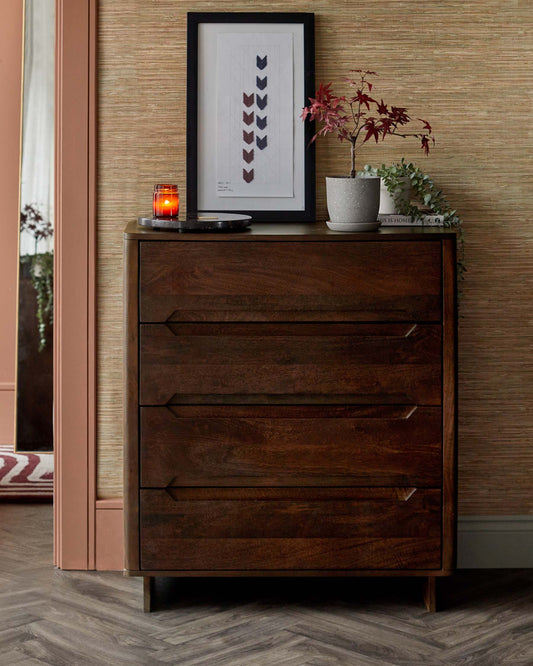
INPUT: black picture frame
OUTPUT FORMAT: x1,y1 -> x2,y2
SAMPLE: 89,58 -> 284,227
187,12 -> 315,222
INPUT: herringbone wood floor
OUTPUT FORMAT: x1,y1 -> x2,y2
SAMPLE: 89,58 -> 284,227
1,503 -> 532,665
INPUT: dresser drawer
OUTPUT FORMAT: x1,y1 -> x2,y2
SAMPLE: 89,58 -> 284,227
140,405 -> 442,488
139,241 -> 442,323
140,488 -> 442,571
139,323 -> 442,405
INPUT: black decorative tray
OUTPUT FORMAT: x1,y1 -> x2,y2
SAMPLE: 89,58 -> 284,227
138,213 -> 252,232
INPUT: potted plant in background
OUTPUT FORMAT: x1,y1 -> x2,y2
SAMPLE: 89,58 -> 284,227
361,159 -> 465,284
20,204 -> 54,351
301,70 -> 434,231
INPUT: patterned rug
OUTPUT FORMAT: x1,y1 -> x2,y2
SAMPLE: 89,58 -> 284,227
0,445 -> 53,500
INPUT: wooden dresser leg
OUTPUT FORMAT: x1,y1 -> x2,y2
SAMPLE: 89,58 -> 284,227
143,576 -> 154,613
423,576 -> 437,612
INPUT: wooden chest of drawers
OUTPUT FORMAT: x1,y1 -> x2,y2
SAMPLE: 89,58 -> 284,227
124,221 -> 457,612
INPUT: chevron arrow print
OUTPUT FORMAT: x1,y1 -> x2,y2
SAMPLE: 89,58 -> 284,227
242,81 -> 256,181
256,135 -> 268,150
255,55 -> 268,159
242,149 -> 254,164
217,34 -> 293,196
256,94 -> 267,110
242,168 -> 254,183
256,55 -> 267,70
241,55 -> 270,182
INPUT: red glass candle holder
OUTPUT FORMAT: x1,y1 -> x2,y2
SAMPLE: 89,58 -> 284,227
153,184 -> 179,218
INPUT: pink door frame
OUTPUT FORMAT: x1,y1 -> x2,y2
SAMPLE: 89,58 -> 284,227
0,0 -> 23,447
56,0 -> 123,570
1,0 -> 119,571
54,0 -> 97,568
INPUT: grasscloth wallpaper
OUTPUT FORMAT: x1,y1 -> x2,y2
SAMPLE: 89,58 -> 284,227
97,0 -> 533,513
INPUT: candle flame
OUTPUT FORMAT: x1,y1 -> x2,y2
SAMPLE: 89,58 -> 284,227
164,199 -> 170,205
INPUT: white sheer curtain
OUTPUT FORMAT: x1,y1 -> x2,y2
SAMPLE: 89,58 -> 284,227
19,0 -> 55,257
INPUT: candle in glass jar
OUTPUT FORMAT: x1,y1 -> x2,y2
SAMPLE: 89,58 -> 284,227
153,184 -> 179,218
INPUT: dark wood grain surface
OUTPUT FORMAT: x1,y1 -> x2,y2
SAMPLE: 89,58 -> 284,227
139,240 -> 442,323
424,576 -> 438,612
139,323 -> 442,405
124,230 -> 456,608
140,487 -> 441,538
125,219 -> 457,241
140,405 -> 442,488
140,536 -> 442,572
123,239 -> 140,571
442,238 -> 458,571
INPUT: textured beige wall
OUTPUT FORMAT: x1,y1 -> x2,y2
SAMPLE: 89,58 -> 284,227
98,0 -> 533,513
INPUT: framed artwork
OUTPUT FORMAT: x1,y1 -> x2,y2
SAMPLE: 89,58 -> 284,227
187,12 -> 315,222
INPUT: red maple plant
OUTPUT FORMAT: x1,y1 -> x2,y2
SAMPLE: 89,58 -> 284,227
301,70 -> 434,178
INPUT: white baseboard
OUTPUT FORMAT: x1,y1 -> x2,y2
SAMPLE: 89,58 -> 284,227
458,516 -> 533,568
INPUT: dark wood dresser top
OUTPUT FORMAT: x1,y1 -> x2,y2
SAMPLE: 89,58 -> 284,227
124,220 -> 457,242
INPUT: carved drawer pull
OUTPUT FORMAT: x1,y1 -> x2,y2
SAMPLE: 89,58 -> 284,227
162,487 -> 420,502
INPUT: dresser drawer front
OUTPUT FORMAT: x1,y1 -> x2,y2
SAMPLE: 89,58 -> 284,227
140,405 -> 442,488
139,241 -> 442,323
139,323 -> 442,405
140,488 -> 441,571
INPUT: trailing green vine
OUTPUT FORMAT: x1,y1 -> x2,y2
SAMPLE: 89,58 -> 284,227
360,160 -> 466,285
33,253 -> 54,352
20,204 -> 54,351
20,253 -> 54,352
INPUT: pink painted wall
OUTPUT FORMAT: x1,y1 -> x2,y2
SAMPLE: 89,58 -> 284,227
0,0 -> 23,445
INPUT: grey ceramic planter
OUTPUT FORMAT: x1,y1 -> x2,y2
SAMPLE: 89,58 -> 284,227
326,176 -> 380,231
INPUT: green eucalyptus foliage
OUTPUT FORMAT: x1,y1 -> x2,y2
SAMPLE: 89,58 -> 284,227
360,160 -> 465,285
19,204 -> 54,352
21,252 -> 54,352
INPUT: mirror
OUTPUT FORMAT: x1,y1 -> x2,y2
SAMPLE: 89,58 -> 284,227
16,0 -> 55,452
